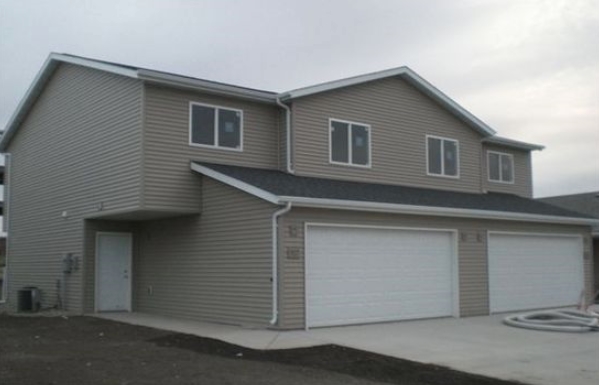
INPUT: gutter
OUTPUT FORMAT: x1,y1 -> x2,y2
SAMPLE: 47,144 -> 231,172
270,202 -> 292,325
279,196 -> 599,226
137,69 -> 277,104
276,98 -> 294,174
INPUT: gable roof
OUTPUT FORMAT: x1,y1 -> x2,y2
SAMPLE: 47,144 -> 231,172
539,191 -> 599,234
0,53 -> 277,152
191,162 -> 597,226
279,66 -> 498,136
1,52 -> 544,152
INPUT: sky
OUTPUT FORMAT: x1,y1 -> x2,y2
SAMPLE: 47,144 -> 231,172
0,0 -> 597,197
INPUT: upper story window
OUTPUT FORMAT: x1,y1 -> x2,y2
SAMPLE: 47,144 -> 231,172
427,135 -> 459,178
189,102 -> 243,151
488,151 -> 514,183
329,119 -> 371,167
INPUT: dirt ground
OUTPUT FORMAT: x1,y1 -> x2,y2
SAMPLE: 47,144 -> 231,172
0,315 -> 525,385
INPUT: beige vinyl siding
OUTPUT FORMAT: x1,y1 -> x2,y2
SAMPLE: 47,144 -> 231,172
141,84 -> 279,212
4,63 -> 143,312
483,144 -> 533,197
278,207 -> 591,329
593,239 -> 598,292
278,109 -> 287,171
291,77 -> 484,193
134,178 -> 277,326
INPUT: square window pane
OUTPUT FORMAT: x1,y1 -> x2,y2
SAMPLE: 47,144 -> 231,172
191,105 -> 215,145
489,153 -> 500,181
351,124 -> 369,165
331,121 -> 349,163
428,137 -> 442,174
444,140 -> 458,176
501,155 -> 513,182
218,109 -> 241,148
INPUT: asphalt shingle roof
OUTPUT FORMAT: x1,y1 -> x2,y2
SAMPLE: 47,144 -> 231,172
194,162 -> 593,220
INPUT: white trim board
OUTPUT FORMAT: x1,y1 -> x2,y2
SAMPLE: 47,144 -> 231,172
190,162 -> 281,204
282,196 -> 599,226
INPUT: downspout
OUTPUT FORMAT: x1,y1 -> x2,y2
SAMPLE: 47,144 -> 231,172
270,201 -> 292,325
276,98 -> 294,174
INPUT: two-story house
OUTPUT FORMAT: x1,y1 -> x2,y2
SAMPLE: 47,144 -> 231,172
0,53 -> 595,329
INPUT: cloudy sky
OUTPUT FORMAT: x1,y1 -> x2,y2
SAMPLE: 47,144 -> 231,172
0,0 -> 597,197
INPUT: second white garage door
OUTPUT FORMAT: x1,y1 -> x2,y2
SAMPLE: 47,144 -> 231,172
306,225 -> 457,328
488,233 -> 584,313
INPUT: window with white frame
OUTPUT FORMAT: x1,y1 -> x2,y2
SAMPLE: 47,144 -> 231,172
488,151 -> 514,183
427,136 -> 459,177
330,119 -> 371,167
189,102 -> 243,150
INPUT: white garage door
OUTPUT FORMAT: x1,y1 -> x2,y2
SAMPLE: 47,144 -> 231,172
306,225 -> 457,328
488,233 -> 584,313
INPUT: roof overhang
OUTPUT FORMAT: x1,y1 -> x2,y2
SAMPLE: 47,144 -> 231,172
277,66 -> 497,137
137,69 -> 277,104
0,53 -> 277,151
1,53 -> 140,152
191,163 -> 598,227
482,136 -> 544,151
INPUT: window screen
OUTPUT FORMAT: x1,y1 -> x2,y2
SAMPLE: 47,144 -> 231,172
218,109 -> 241,149
351,124 -> 369,166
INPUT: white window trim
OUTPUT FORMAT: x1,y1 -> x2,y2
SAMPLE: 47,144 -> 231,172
487,151 -> 515,184
188,101 -> 244,152
426,135 -> 460,179
328,118 -> 372,168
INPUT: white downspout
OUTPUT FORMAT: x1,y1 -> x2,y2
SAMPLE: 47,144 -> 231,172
276,98 -> 294,174
270,201 -> 292,325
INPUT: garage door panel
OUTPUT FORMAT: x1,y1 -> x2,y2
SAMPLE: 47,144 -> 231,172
306,225 -> 455,327
488,234 -> 583,313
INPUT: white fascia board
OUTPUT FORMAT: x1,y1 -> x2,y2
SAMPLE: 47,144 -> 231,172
280,67 -> 411,100
50,53 -> 139,78
0,53 -> 138,151
190,163 -> 281,204
278,66 -> 496,137
482,136 -> 545,151
279,196 -> 599,226
138,70 -> 277,104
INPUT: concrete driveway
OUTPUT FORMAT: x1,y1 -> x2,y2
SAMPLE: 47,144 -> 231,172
98,312 -> 599,385
309,314 -> 599,385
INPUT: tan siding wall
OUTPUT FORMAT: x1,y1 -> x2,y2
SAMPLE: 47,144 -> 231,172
291,77 -> 485,193
593,239 -> 598,292
142,84 -> 279,212
482,144 -> 533,197
278,109 -> 287,171
5,64 -> 143,312
134,178 -> 277,326
278,208 -> 591,329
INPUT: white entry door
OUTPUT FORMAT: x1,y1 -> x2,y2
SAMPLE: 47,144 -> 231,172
96,232 -> 132,312
306,225 -> 457,328
488,233 -> 584,313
